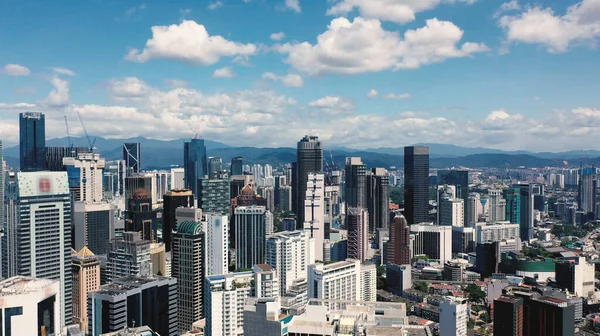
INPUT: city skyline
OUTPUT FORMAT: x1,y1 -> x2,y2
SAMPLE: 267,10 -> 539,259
0,0 -> 600,151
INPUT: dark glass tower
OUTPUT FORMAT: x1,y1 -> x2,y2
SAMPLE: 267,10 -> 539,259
505,184 -> 533,241
367,168 -> 390,232
295,136 -> 323,227
344,157 -> 366,209
494,296 -> 524,336
19,112 -> 47,171
123,143 -> 141,175
437,170 -> 469,223
208,157 -> 223,179
230,156 -> 243,176
404,146 -> 429,225
184,139 -> 208,197
163,190 -> 194,252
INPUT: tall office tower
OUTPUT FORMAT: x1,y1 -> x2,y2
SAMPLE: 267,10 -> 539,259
578,167 -> 597,217
252,164 -> 264,180
523,295 -> 575,336
73,201 -> 115,255
494,296 -> 524,336
103,160 -> 126,198
476,242 -> 500,279
72,247 -> 100,334
410,224 -> 452,264
122,142 -> 141,175
230,156 -> 243,176
125,174 -> 156,207
106,231 -> 152,282
437,170 -> 469,222
154,171 -> 170,201
360,263 -> 377,302
235,206 -> 269,270
3,171 -> 72,325
46,146 -> 90,171
170,167 -> 185,189
208,156 -> 223,179
404,146 -> 429,225
205,271 -> 254,336
346,207 -> 369,262
184,138 -> 208,197
198,178 -> 230,215
266,230 -> 313,296
555,256 -> 595,298
63,152 -> 105,202
303,172 -> 325,261
296,136 -> 323,227
172,220 -> 205,333
438,192 -> 464,227
344,157 -> 367,208
388,215 -> 411,265
252,264 -> 280,299
488,189 -> 506,222
19,112 -> 47,171
162,189 -> 194,252
205,214 -> 229,276
0,276 -> 61,335
439,298 -> 468,336
88,276 -> 178,336
176,206 -> 202,223
505,184 -> 534,241
264,164 -> 273,178
308,259 -> 376,306
366,167 -> 390,232
467,192 -> 481,225
257,186 -> 275,211
279,185 -> 292,212
125,189 -> 158,241
475,222 -> 520,243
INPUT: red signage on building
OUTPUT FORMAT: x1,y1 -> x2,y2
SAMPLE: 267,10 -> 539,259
39,177 -> 51,193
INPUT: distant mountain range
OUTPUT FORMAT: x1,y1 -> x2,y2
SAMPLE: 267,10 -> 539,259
2,136 -> 597,170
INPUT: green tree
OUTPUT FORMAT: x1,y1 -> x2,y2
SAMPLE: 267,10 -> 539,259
467,319 -> 476,329
389,186 -> 404,205
414,281 -> 429,292
465,284 -> 486,304
480,313 -> 490,323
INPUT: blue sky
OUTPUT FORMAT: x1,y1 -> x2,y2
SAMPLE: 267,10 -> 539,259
1,0 -> 600,151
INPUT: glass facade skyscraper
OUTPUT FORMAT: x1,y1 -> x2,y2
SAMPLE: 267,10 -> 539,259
122,142 -> 141,175
404,146 -> 430,225
19,112 -> 47,172
295,136 -> 323,227
184,139 -> 208,197
437,170 -> 469,223
230,156 -> 243,176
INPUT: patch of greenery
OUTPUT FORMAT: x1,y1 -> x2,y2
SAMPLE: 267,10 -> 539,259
465,284 -> 486,304
389,186 -> 404,205
414,281 -> 429,292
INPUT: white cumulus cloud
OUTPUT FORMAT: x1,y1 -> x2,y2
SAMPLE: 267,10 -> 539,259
2,64 -> 31,76
262,72 -> 304,87
276,17 -> 488,75
309,96 -> 355,115
213,67 -> 236,78
285,0 -> 301,13
270,32 -> 286,41
385,92 -> 410,99
367,89 -> 378,99
125,20 -> 257,65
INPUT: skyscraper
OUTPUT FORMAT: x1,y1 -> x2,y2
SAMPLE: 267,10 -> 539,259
296,136 -> 323,227
303,172 -> 325,261
265,230 -> 313,296
505,184 -> 534,242
123,142 -> 141,175
205,271 -> 254,336
308,259 -> 376,306
198,178 -> 230,215
172,220 -> 205,333
63,152 -> 105,202
72,201 -> 115,255
388,215 -> 411,265
437,170 -> 469,222
19,112 -> 47,171
184,138 -> 208,197
72,247 -> 100,334
235,206 -> 269,270
404,146 -> 429,225
162,189 -> 194,252
346,207 -> 369,262
366,168 -> 390,232
439,297 -> 468,336
125,188 -> 158,242
106,231 -> 152,282
555,256 -> 596,298
3,171 -> 72,325
578,167 -> 597,218
205,214 -> 229,276
488,189 -> 506,222
344,157 -> 366,209
230,156 -> 243,176
45,146 -> 90,171
209,156 -> 223,179
493,296 -> 524,336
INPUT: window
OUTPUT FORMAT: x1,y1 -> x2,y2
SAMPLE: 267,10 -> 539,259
5,306 -> 23,336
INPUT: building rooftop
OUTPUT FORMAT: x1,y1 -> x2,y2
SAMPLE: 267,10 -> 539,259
254,264 -> 274,271
0,276 -> 56,296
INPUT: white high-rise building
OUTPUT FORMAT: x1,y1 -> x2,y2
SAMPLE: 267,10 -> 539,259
266,230 -> 313,296
439,196 -> 464,227
63,152 -> 105,202
475,222 -> 520,244
488,190 -> 506,222
205,271 -> 254,336
0,277 -> 62,335
206,214 -> 229,276
170,167 -> 185,190
264,164 -> 273,178
410,224 -> 452,264
307,259 -> 376,307
153,170 -> 170,201
303,173 -> 325,261
360,263 -> 377,302
252,264 -> 280,299
440,297 -> 468,336
3,171 -> 72,325
467,193 -> 482,226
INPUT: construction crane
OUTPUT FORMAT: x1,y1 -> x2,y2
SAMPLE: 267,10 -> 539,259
64,116 -> 73,151
77,111 -> 96,152
188,125 -> 198,140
